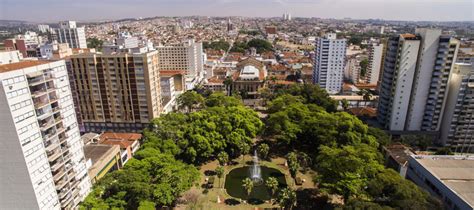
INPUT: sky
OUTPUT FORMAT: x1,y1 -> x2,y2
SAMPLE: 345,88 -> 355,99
0,0 -> 473,22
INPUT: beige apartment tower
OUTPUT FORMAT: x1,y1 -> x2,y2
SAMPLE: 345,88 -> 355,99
67,51 -> 162,133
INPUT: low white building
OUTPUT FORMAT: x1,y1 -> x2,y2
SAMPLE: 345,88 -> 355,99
407,155 -> 474,210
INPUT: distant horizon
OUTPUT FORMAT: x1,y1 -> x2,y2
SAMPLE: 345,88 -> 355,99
0,0 -> 472,23
1,15 -> 473,25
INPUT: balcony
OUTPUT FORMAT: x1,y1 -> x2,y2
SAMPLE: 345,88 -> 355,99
59,134 -> 68,144
55,177 -> 69,190
60,193 -> 73,207
58,187 -> 71,199
54,116 -> 63,123
40,118 -> 57,131
31,88 -> 53,99
50,160 -> 64,172
53,169 -> 67,182
57,126 -> 66,135
48,152 -> 62,163
33,98 -> 51,109
44,140 -> 60,153
63,153 -> 73,162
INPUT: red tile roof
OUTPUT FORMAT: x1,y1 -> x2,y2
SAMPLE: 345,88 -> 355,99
0,60 -> 50,73
99,132 -> 142,149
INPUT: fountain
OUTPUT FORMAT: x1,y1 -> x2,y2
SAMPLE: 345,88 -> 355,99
224,150 -> 287,200
250,150 -> 263,185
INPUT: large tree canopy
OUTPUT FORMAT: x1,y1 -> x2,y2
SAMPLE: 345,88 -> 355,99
81,153 -> 200,209
144,93 -> 263,164
264,85 -> 440,209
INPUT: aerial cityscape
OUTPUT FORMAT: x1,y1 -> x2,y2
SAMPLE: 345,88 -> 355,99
0,0 -> 473,209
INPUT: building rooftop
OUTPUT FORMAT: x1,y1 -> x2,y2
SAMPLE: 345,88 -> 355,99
99,132 -> 142,149
0,60 -> 50,73
84,144 -> 119,165
412,155 -> 474,207
384,143 -> 415,165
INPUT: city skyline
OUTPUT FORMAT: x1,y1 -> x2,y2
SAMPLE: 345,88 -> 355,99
0,0 -> 473,22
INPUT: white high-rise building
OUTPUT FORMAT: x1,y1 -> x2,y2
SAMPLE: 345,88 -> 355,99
38,24 -> 50,33
377,34 -> 421,130
156,39 -> 205,90
439,63 -> 474,153
313,33 -> 346,94
52,21 -> 87,49
377,29 -> 460,131
0,60 -> 91,209
366,42 -> 384,85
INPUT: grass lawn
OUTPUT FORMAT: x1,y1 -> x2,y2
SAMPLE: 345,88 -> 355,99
178,155 -> 318,210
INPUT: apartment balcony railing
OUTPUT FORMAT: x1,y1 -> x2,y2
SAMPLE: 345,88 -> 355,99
53,169 -> 67,182
58,187 -> 72,199
40,118 -> 56,131
55,177 -> 69,190
63,153 -> 73,162
60,193 -> 73,207
59,135 -> 68,144
44,140 -> 60,153
54,116 -> 63,123
48,151 -> 62,162
50,160 -> 64,172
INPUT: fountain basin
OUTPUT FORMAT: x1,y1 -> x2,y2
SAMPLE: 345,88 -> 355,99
224,166 -> 287,200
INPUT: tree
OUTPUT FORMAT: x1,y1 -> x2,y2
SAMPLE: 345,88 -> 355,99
239,89 -> 248,101
366,169 -> 442,209
359,58 -> 369,78
205,92 -> 241,107
81,154 -> 200,209
286,152 -> 300,178
203,40 -> 230,51
258,87 -> 273,106
87,37 -> 103,51
348,36 -> 363,45
215,166 -> 225,188
341,99 -> 350,111
242,178 -> 254,198
223,77 -> 233,96
273,84 -> 338,112
247,39 -> 273,53
357,89 -> 373,107
217,151 -> 229,166
177,91 -> 204,113
239,143 -> 251,163
265,177 -> 279,199
315,145 -> 383,200
138,200 -> 156,210
257,143 -> 270,159
435,147 -> 454,155
278,187 -> 297,210
399,134 -> 433,151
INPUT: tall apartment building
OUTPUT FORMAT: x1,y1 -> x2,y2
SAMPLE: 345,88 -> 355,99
52,21 -> 87,49
440,63 -> 474,153
344,54 -> 366,84
377,29 -> 459,131
406,29 -> 460,131
67,51 -> 162,133
313,33 -> 346,94
366,42 -> 384,85
377,34 -> 421,131
0,60 -> 91,209
38,24 -> 50,33
156,39 -> 204,90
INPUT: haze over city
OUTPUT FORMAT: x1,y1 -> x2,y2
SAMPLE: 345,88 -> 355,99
1,0 -> 473,22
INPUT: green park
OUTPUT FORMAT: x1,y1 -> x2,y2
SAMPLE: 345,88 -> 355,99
80,84 -> 441,210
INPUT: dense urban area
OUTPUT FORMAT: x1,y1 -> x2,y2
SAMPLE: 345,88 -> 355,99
0,14 -> 474,210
